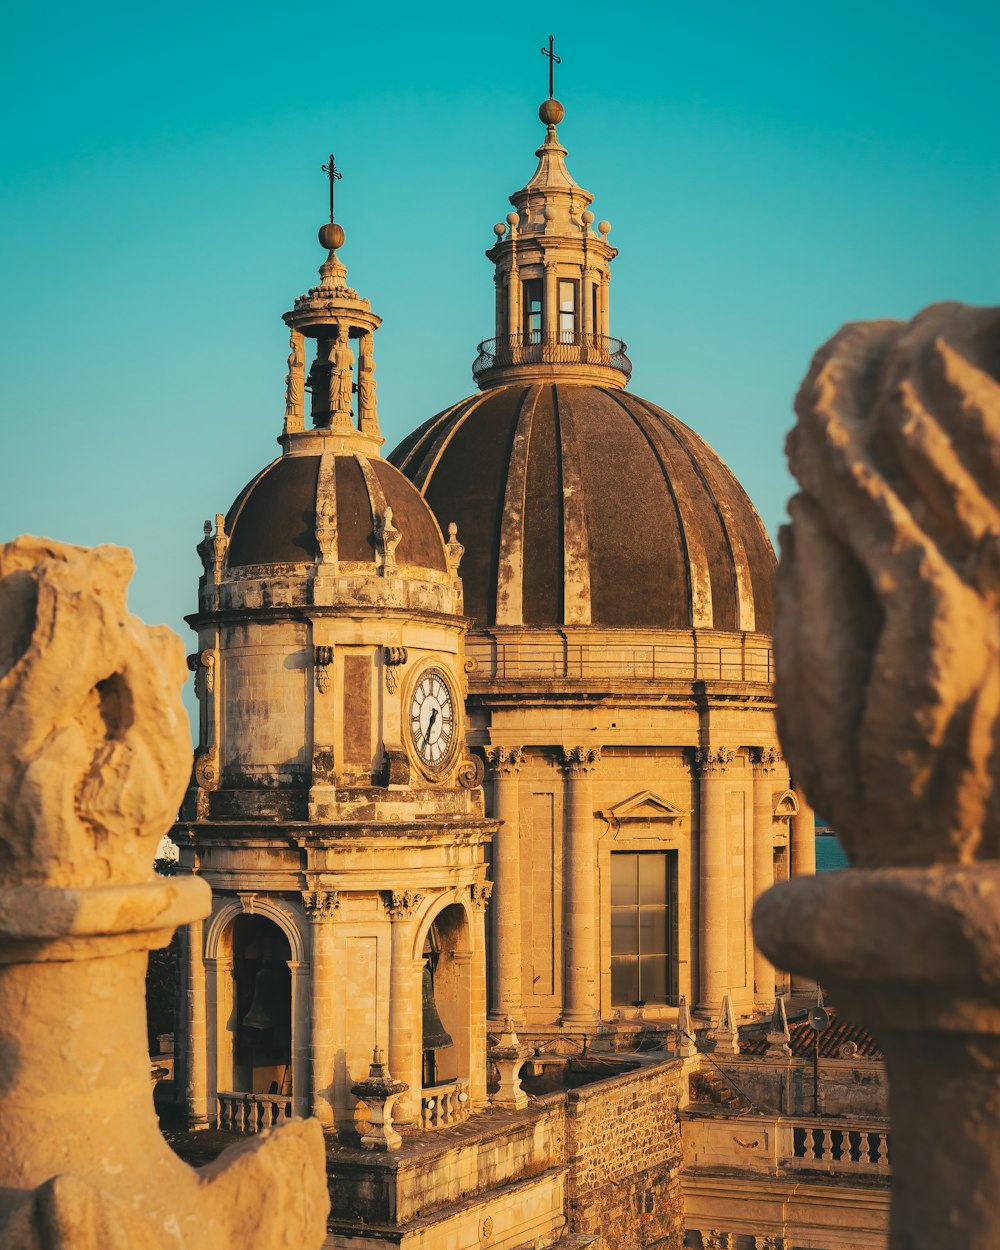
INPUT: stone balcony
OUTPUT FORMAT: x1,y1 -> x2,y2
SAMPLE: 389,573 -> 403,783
471,332 -> 632,389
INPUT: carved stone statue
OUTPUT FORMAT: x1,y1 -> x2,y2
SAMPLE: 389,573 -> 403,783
754,302 -> 1000,1250
358,347 -> 377,433
0,537 -> 329,1249
331,327 -> 355,422
284,329 -> 304,432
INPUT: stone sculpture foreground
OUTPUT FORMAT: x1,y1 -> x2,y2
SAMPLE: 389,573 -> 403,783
755,302 -> 1000,1250
0,537 -> 329,1249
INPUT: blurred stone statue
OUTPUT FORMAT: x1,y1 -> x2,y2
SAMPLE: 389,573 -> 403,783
755,302 -> 1000,1250
284,329 -> 304,432
358,348 -> 377,434
331,326 -> 354,421
0,537 -> 329,1249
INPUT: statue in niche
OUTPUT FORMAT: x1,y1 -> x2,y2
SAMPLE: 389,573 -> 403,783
358,348 -> 377,433
330,327 -> 355,421
283,330 -> 304,428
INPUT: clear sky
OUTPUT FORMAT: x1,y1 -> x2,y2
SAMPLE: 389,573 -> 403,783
2,0 -> 997,662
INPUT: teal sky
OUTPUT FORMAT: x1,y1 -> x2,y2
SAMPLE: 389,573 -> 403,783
2,0 -> 997,651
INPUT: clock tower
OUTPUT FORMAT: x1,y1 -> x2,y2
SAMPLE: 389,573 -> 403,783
173,192 -> 496,1136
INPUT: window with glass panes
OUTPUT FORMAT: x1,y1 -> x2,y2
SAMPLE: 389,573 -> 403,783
523,280 -> 542,342
610,851 -> 677,1006
558,279 -> 577,341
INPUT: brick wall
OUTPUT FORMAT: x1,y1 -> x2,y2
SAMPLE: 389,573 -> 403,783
565,1058 -> 686,1250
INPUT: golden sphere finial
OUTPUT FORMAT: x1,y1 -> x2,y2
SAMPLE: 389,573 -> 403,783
538,98 -> 564,126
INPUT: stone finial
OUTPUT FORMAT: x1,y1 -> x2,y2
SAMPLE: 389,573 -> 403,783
351,1047 -> 408,1152
196,515 -> 227,583
374,506 -> 401,574
765,996 -> 792,1058
711,994 -> 740,1057
445,521 -> 464,577
775,302 -> 1000,868
488,1016 -> 534,1110
0,537 -> 329,1248
676,995 -> 697,1059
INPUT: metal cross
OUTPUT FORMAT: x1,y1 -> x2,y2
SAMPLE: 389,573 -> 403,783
321,154 -> 342,223
540,35 -> 561,98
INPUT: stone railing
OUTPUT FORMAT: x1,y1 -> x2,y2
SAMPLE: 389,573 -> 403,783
420,1079 -> 470,1130
472,332 -> 632,383
682,1110 -> 891,1179
784,1120 -> 890,1174
467,633 -> 774,686
217,1091 -> 294,1134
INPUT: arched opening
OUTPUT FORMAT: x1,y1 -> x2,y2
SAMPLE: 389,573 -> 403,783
232,914 -> 292,1097
422,903 -> 471,1088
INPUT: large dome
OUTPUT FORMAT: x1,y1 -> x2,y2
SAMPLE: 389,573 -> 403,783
390,382 -> 775,631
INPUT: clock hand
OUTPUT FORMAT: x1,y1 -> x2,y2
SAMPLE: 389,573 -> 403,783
424,707 -> 438,742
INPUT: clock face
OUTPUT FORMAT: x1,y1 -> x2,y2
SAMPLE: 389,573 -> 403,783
408,667 -> 457,772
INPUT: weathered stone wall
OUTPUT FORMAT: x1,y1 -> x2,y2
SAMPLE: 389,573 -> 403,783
725,1056 -> 888,1119
565,1059 -> 686,1250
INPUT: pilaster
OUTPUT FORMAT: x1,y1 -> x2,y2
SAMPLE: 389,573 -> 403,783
303,889 -> 339,1125
750,747 -> 782,1009
183,917 -> 209,1129
486,746 -> 526,1024
695,746 -> 735,1014
382,889 -> 424,1122
560,746 -> 601,1025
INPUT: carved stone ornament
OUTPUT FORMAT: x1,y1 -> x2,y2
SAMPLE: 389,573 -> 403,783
193,745 -> 219,791
302,889 -> 340,921
750,745 -> 781,775
485,745 -> 525,777
560,745 -> 601,775
284,328 -> 305,433
383,645 -> 407,694
314,645 -> 333,694
381,889 -> 424,919
695,746 -> 736,776
445,521 -> 464,577
196,514 -> 228,582
702,1234 -> 732,1250
187,649 -> 216,699
374,507 -> 402,574
0,537 -> 329,1249
470,880 -> 494,912
315,498 -> 337,565
456,755 -> 486,789
238,892 -> 257,915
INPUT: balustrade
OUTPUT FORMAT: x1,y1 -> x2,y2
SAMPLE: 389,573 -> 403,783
420,1080 -> 470,1130
472,332 -> 632,382
466,635 -> 774,685
217,1091 -> 293,1134
786,1121 -> 891,1173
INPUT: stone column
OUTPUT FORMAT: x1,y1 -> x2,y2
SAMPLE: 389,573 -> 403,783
468,881 -> 492,1107
303,890 -> 339,1126
789,785 -> 817,995
597,276 -> 610,338
560,747 -> 601,1025
183,917 -> 209,1128
486,745 -> 525,1024
750,747 -> 781,1009
507,264 -> 520,339
543,261 -> 558,354
696,747 -> 735,1014
582,271 -> 594,341
203,953 -> 231,1124
288,959 -> 310,1120
384,889 -> 424,1123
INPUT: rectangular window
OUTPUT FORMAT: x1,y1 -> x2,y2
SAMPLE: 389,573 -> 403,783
558,279 -> 577,341
523,280 -> 543,343
610,851 -> 677,1006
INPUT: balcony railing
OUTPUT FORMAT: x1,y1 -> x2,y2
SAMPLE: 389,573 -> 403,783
217,1091 -> 293,1134
683,1110 -> 891,1178
472,332 -> 632,383
466,635 -> 774,686
420,1079 -> 469,1129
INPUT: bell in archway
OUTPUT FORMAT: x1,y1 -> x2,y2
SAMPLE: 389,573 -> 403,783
421,961 -> 453,1051
242,963 -> 286,1033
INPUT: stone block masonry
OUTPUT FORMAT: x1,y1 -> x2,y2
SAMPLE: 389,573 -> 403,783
565,1060 -> 686,1250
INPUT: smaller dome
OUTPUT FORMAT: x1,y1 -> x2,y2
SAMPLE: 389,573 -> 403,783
225,453 -> 448,573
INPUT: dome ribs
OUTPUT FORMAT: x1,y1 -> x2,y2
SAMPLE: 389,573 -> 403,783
628,395 -> 743,631
398,393 -> 492,492
602,389 -> 703,628
495,386 -> 542,625
520,385 -> 564,625
553,386 -> 593,624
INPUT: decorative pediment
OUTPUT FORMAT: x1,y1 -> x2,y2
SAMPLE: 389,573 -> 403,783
602,791 -> 687,825
773,789 -> 799,820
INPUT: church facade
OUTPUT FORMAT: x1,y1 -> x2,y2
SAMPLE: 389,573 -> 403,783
170,86 -> 879,1250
